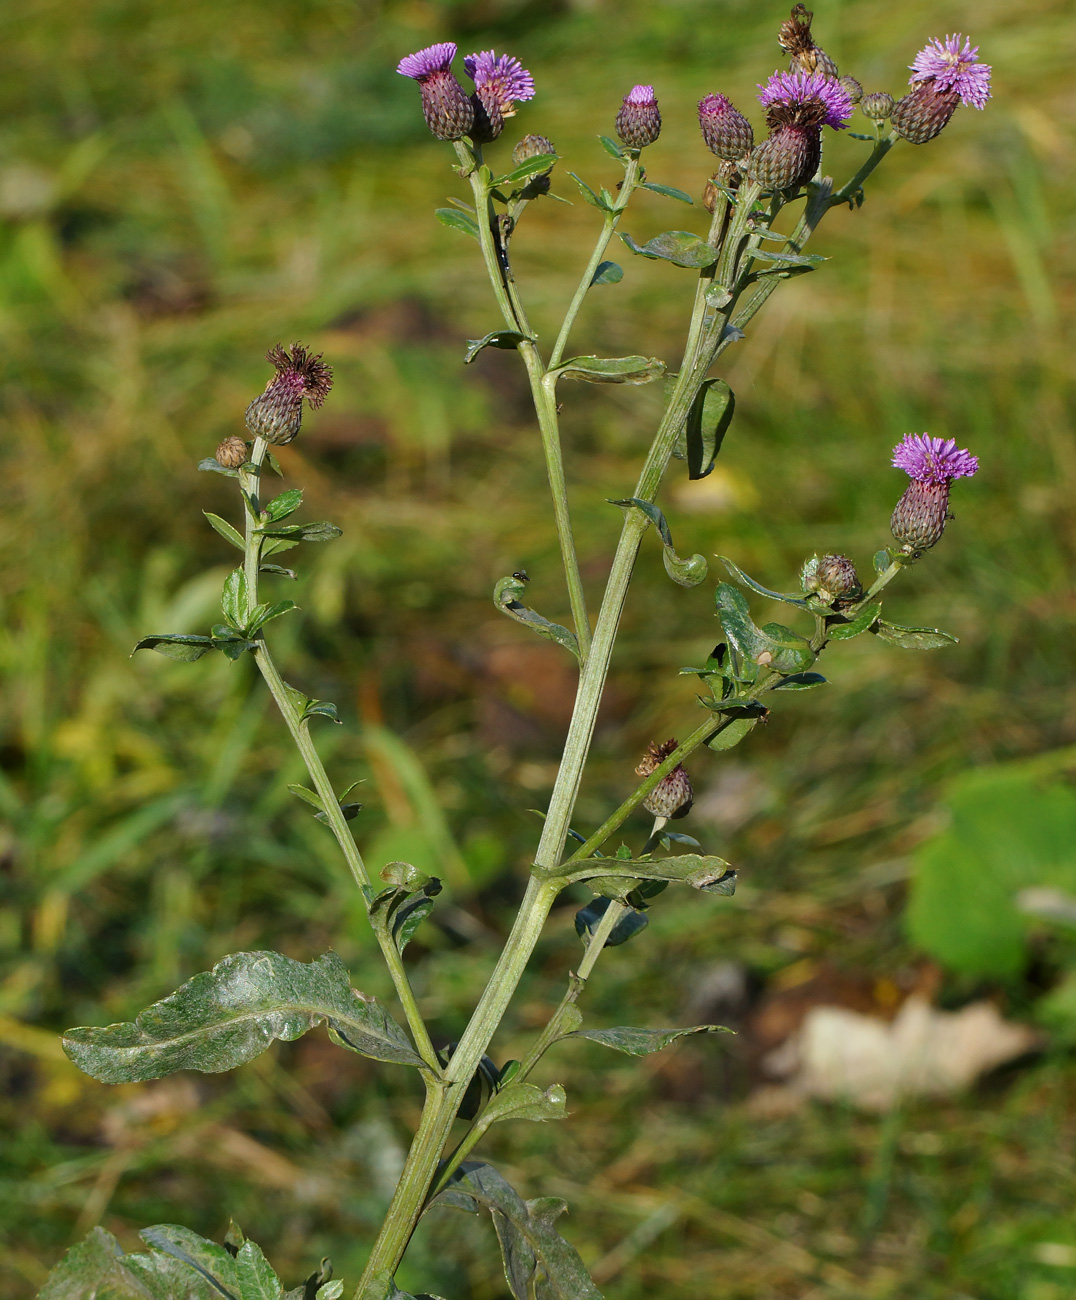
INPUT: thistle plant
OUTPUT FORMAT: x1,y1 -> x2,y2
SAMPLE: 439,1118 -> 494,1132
43,11 -> 989,1300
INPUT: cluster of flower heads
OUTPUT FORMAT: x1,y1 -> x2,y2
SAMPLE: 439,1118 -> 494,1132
397,42 -> 534,143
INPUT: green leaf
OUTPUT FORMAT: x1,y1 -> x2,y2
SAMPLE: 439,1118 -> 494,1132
771,671 -> 827,690
38,1226 -> 223,1300
255,521 -> 342,543
133,633 -> 217,662
493,574 -> 579,659
872,619 -> 958,650
640,181 -> 694,204
493,153 -> 559,186
236,1241 -> 283,1300
590,260 -> 623,286
301,699 -> 341,725
718,556 -> 810,608
575,897 -> 648,945
204,511 -> 245,551
826,603 -> 881,641
62,949 -> 425,1082
620,230 -> 718,268
847,130 -> 877,140
707,715 -> 758,751
431,1162 -> 603,1300
288,784 -> 324,811
314,801 -> 362,825
567,172 -> 613,211
259,563 -> 297,579
262,537 -> 300,557
140,1225 -> 239,1298
435,207 -> 479,238
538,852 -> 733,892
263,488 -> 303,523
479,1082 -> 568,1127
598,134 -> 625,159
747,248 -> 827,269
554,354 -> 665,385
464,330 -> 533,364
564,1024 -> 731,1056
391,886 -> 441,952
674,378 -> 735,480
198,456 -> 241,479
609,497 -> 707,587
221,568 -> 246,626
715,582 -> 815,673
247,600 -> 298,635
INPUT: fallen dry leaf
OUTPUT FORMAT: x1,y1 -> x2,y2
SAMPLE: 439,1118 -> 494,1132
761,996 -> 1040,1110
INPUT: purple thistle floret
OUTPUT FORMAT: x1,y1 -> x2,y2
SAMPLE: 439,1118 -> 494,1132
396,42 -> 457,81
463,50 -> 536,107
757,69 -> 854,129
892,433 -> 979,484
625,84 -> 656,105
909,35 -> 991,110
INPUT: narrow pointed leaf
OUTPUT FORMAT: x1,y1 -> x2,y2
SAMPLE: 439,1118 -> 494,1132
554,355 -> 665,385
826,603 -> 881,641
133,634 -> 216,662
62,950 -> 425,1082
598,134 -> 625,159
287,783 -> 324,810
537,851 -> 732,889
640,181 -> 693,204
263,489 -> 303,523
431,1162 -> 602,1300
480,1082 -> 567,1127
435,207 -> 479,238
204,512 -> 245,551
494,574 -> 579,658
301,699 -> 341,725
872,620 -> 958,650
567,172 -> 612,211
235,1241 -> 282,1300
771,671 -> 827,690
493,153 -> 559,186
199,457 -> 241,479
707,715 -> 758,751
673,377 -> 735,479
718,556 -> 810,608
259,563 -> 297,579
564,1024 -> 731,1055
247,600 -> 298,635
620,230 -> 718,268
221,568 -> 246,626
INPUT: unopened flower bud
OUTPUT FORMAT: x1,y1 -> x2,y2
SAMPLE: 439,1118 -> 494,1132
513,133 -> 556,192
245,343 -> 333,446
860,91 -> 894,121
889,433 -> 978,552
838,75 -> 863,104
698,94 -> 754,161
747,123 -> 820,190
815,554 -> 861,602
215,436 -> 248,469
891,83 -> 960,144
636,739 -> 693,820
616,85 -> 662,149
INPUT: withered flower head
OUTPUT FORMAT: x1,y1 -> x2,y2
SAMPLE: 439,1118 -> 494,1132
636,738 -> 693,820
245,343 -> 333,446
778,5 -> 839,77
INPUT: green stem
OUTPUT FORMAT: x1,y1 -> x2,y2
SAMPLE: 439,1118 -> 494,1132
239,443 -> 440,1080
548,155 -> 640,369
863,556 -> 909,602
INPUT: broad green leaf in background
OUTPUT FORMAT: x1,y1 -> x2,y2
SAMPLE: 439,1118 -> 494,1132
62,950 -> 424,1082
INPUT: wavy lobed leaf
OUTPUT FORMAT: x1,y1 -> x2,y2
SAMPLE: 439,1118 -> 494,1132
63,950 -> 424,1083
431,1162 -> 602,1300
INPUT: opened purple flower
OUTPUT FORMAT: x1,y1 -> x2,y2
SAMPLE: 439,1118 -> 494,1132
463,49 -> 535,143
892,433 -> 979,484
616,85 -> 662,149
909,35 -> 991,110
396,42 -> 475,141
757,69 -> 854,130
890,433 -> 978,552
245,343 -> 333,447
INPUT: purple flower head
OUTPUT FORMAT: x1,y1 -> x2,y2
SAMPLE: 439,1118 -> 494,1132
625,84 -> 656,106
757,68 -> 854,130
463,50 -> 535,109
891,433 -> 978,485
616,84 -> 661,148
397,42 -> 457,81
909,35 -> 991,109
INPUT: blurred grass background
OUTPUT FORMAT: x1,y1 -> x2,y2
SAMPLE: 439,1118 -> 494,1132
2,0 -> 1075,1295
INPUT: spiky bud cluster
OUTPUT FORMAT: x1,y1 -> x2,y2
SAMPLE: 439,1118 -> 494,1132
778,5 -> 838,78
615,85 -> 662,149
636,739 -> 693,820
698,94 -> 754,161
215,436 -> 248,469
245,343 -> 333,447
860,91 -> 895,121
889,433 -> 979,552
